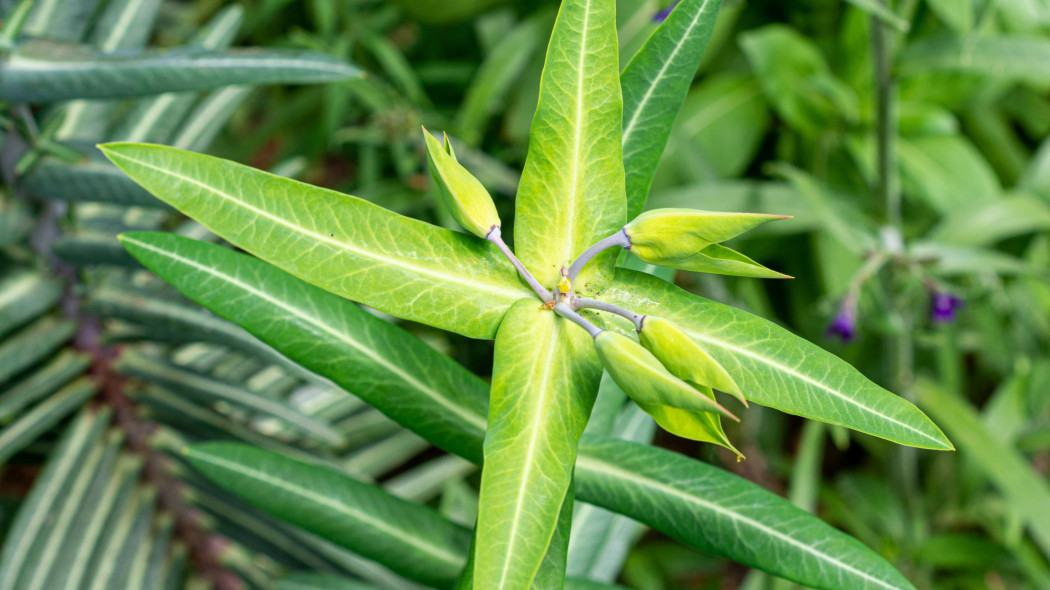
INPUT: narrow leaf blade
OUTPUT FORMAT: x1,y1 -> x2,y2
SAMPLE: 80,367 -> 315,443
514,0 -> 627,291
0,41 -> 361,102
602,270 -> 953,450
184,442 -> 471,587
102,144 -> 532,338
475,299 -> 602,588
620,0 -> 723,217
576,435 -> 918,590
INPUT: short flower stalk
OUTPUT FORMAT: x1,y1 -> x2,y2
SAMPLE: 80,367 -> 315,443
454,173 -> 791,455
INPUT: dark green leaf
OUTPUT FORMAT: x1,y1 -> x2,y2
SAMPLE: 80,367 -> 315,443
620,0 -> 723,217
119,232 -> 490,461
0,40 -> 361,103
185,442 -> 471,588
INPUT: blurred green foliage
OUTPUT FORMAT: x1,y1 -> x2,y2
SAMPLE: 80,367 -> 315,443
1,0 -> 1049,588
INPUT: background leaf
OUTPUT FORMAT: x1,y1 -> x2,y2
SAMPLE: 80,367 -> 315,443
0,41 -> 361,102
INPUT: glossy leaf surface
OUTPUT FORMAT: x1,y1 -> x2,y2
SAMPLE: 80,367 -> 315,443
575,435 -> 917,590
620,0 -> 723,217
514,0 -> 626,292
119,232 -> 490,461
185,442 -> 471,588
602,270 -> 953,450
475,299 -> 602,588
102,144 -> 532,338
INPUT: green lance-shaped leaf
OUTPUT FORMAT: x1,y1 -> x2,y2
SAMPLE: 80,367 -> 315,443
422,128 -> 500,239
898,37 -> 1050,84
621,0 -> 723,218
594,331 -> 736,421
0,40 -> 361,103
118,232 -> 490,462
602,270 -> 953,450
624,207 -> 787,262
575,436 -> 918,590
183,442 -> 471,588
101,144 -> 532,339
514,0 -> 627,292
475,298 -> 603,589
123,235 -> 919,589
21,157 -> 169,209
638,315 -> 745,405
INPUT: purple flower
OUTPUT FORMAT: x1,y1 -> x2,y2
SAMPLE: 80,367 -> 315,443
825,301 -> 857,343
653,1 -> 679,22
931,291 -> 963,324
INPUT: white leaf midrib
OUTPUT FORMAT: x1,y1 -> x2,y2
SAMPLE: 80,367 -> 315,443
491,314 -> 561,589
575,454 -> 907,590
621,0 -> 712,148
109,150 -> 530,303
193,451 -> 465,567
125,237 -> 488,432
682,325 -> 943,446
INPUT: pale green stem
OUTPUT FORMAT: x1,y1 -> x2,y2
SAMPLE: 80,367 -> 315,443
572,298 -> 643,331
566,228 -> 631,282
487,227 -> 552,302
553,302 -> 602,339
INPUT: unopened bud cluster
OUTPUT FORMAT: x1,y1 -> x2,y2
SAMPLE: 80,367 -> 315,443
422,128 -> 793,458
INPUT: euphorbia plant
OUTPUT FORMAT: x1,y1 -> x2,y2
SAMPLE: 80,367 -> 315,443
100,0 -> 953,588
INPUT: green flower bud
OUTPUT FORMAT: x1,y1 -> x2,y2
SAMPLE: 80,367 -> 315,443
667,243 -> 791,279
593,331 -> 736,421
422,127 -> 500,239
638,316 -> 747,407
640,394 -> 745,461
623,208 -> 788,270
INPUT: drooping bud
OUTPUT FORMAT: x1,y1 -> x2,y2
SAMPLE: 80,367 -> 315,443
638,316 -> 747,406
422,127 -> 500,239
622,208 -> 789,277
593,331 -> 736,421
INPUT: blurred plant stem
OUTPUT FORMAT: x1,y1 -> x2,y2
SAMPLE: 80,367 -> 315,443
874,0 -> 928,559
